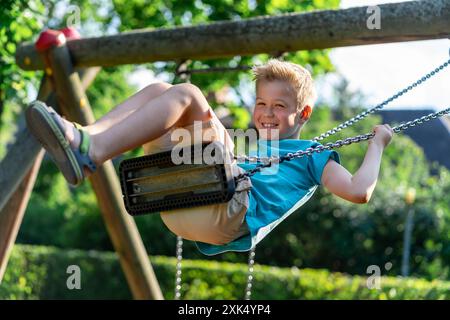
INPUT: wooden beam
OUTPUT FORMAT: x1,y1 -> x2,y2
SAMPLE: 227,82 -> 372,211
15,0 -> 450,71
0,69 -> 100,284
43,42 -> 163,300
79,67 -> 101,88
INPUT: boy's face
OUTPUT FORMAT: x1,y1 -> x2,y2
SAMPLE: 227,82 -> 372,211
253,79 -> 302,140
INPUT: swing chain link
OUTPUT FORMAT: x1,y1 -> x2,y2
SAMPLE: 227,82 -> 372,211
174,236 -> 183,300
244,247 -> 256,300
313,59 -> 450,142
235,107 -> 450,182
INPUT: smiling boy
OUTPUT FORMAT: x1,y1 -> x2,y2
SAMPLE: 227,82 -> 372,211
26,59 -> 393,254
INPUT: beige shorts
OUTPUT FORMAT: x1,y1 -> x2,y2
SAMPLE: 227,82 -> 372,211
142,111 -> 252,245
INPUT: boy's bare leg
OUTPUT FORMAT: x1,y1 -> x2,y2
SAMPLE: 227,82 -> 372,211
85,82 -> 173,134
58,82 -> 172,151
68,83 -> 212,171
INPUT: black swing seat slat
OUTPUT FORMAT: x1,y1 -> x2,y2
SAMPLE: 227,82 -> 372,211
119,141 -> 236,216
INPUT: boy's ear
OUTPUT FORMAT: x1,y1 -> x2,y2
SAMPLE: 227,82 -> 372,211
300,105 -> 312,120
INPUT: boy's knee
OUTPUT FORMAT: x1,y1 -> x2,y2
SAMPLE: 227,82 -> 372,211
173,83 -> 207,108
173,83 -> 203,100
172,83 -> 211,124
144,82 -> 172,96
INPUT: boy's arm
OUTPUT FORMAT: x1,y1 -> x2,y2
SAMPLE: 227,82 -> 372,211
321,124 -> 394,204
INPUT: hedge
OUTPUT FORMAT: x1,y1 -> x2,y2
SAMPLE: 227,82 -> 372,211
1,245 -> 449,300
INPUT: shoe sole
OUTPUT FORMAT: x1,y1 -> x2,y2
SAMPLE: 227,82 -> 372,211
26,101 -> 83,186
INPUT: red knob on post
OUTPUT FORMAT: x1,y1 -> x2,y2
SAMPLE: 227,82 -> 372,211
59,27 -> 81,40
35,29 -> 66,52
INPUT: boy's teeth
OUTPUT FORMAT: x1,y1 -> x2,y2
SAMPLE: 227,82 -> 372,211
262,123 -> 278,128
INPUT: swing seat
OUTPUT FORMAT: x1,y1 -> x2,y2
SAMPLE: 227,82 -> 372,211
119,141 -> 236,216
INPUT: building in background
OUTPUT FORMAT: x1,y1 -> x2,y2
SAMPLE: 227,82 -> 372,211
379,109 -> 450,171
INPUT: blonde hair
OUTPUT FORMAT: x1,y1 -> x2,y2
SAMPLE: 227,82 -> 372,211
252,59 -> 317,112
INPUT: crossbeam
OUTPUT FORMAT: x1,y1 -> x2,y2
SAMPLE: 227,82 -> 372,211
16,0 -> 450,71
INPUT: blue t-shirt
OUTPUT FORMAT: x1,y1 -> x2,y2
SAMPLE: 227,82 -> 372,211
196,139 -> 340,255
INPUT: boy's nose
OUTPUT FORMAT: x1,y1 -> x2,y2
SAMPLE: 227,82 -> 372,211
263,107 -> 274,116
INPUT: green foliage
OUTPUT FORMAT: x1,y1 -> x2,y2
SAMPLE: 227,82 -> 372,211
1,244 -> 449,300
18,158 -> 114,251
1,245 -> 129,299
111,0 -> 337,108
0,0 -> 43,102
86,66 -> 138,121
0,0 -> 44,159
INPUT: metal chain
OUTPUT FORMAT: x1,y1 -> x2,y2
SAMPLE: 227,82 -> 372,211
235,107 -> 450,182
175,52 -> 286,77
313,58 -> 450,142
244,246 -> 256,300
174,236 -> 183,300
176,65 -> 252,76
173,67 -> 188,301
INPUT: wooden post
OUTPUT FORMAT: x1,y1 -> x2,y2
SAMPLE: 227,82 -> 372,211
0,69 -> 100,283
16,0 -> 450,70
41,36 -> 163,300
0,150 -> 44,282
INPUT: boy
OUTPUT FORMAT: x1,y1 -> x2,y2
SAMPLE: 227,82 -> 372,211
26,59 -> 393,255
